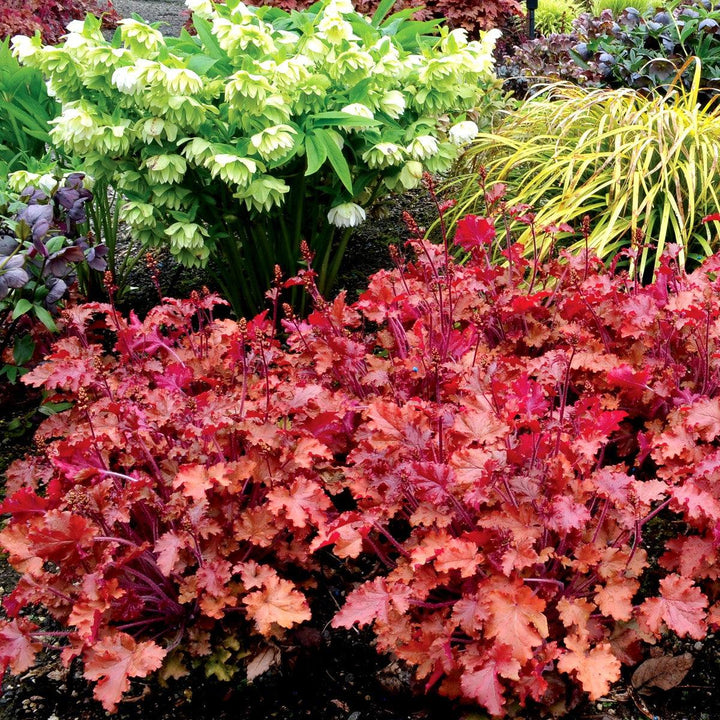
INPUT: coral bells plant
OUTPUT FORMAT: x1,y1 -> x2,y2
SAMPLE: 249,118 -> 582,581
12,0 -> 500,315
6,194 -> 720,715
0,287 -> 346,711
291,194 -> 720,713
0,0 -> 119,45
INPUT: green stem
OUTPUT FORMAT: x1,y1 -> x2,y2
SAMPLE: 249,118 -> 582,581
323,226 -> 353,296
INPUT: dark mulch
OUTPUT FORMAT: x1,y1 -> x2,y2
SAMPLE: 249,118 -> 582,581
3,2 -> 720,712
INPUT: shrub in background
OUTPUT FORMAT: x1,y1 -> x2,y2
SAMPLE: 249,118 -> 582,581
450,62 -> 720,278
204,0 -> 523,37
590,0 -> 655,16
534,0 -> 583,36
500,1 -> 720,98
0,0 -> 119,45
583,1 -> 720,94
496,32 -> 602,96
4,196 -> 720,715
14,0 -> 501,316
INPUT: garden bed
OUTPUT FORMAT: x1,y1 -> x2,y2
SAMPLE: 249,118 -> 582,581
3,1 -> 720,719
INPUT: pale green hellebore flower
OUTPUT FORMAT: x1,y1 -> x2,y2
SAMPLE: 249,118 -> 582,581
144,154 -> 187,185
317,12 -> 358,44
327,203 -> 366,228
163,67 -> 203,95
326,0 -> 354,13
225,70 -> 273,110
236,176 -> 290,213
378,90 -> 406,119
119,19 -> 164,55
181,137 -> 216,164
166,223 -> 211,266
122,202 -> 157,229
185,0 -> 214,19
166,222 -> 208,250
398,161 -> 424,189
139,118 -> 180,144
250,125 -> 297,162
362,142 -> 404,170
209,154 -> 258,187
11,35 -> 41,61
407,135 -> 439,161
341,103 -> 374,119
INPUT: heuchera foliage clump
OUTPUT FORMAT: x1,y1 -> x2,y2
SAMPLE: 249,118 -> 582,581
2,192 -> 720,715
206,0 -> 523,37
0,0 -> 119,45
0,286 -> 344,711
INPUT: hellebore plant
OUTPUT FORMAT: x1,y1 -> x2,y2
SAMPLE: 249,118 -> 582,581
13,0 -> 500,315
0,172 -> 107,380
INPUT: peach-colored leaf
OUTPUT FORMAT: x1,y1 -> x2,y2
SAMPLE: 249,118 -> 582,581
638,574 -> 708,640
557,637 -> 621,700
83,632 -> 166,712
243,575 -> 310,637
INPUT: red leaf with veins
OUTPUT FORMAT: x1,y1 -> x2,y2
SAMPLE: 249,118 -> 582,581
454,215 -> 496,251
685,397 -> 720,441
332,578 -> 412,629
0,619 -> 41,674
638,574 -> 708,639
460,645 -> 521,716
26,510 -> 97,564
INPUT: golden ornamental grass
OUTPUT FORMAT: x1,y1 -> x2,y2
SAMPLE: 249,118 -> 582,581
449,59 -> 720,278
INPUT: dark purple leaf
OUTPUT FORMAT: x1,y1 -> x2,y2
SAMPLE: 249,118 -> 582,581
64,173 -> 86,190
45,277 -> 68,304
19,204 -> 53,227
32,219 -> 51,244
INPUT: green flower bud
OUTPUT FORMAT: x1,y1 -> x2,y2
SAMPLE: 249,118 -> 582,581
235,176 -> 290,213
144,154 -> 187,185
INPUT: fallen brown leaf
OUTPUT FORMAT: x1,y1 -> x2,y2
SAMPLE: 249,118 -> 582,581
631,652 -> 694,694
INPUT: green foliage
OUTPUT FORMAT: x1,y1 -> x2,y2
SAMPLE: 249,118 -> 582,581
14,1 -> 501,316
534,0 -> 583,35
0,39 -> 59,172
206,0 -> 523,37
448,61 -> 720,278
590,0 -> 656,16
